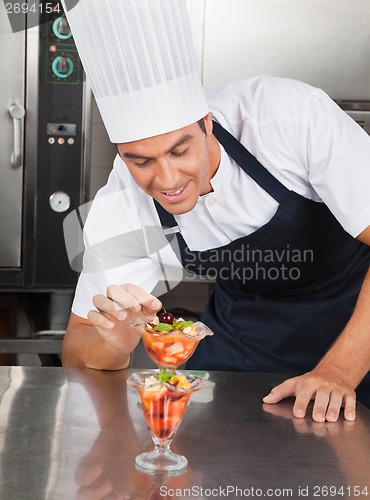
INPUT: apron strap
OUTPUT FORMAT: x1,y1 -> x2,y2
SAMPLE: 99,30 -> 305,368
153,199 -> 179,233
212,121 -> 290,203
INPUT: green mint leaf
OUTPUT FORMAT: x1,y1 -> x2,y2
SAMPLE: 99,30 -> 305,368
154,323 -> 173,332
173,320 -> 194,330
157,369 -> 175,383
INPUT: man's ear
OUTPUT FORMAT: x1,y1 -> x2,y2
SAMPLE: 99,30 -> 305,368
204,113 -> 213,135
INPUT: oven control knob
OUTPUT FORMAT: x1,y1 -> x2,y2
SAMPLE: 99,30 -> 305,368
52,17 -> 72,39
49,192 -> 71,213
52,56 -> 74,79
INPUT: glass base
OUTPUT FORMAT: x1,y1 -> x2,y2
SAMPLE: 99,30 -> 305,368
135,448 -> 187,473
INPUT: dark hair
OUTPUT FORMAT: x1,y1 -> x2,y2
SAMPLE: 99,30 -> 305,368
198,118 -> 207,134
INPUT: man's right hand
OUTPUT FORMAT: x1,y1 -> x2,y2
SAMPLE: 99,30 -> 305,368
87,283 -> 162,354
62,284 -> 162,369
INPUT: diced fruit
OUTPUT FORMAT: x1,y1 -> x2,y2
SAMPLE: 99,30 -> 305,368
142,329 -> 200,368
144,375 -> 159,386
166,342 -> 184,356
140,387 -> 191,439
129,370 -> 202,450
169,374 -> 191,389
156,335 -> 178,344
152,341 -> 165,351
142,385 -> 167,400
141,313 -> 201,368
161,355 -> 178,365
183,325 -> 196,335
146,416 -> 183,439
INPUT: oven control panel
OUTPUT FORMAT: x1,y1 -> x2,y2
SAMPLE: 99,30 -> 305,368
33,0 -> 86,287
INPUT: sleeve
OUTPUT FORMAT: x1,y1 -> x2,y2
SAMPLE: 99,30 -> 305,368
300,88 -> 370,237
71,167 -> 183,319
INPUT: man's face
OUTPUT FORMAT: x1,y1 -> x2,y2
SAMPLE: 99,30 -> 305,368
117,114 -> 219,215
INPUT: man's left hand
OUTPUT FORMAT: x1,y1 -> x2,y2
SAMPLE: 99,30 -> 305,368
263,367 -> 356,423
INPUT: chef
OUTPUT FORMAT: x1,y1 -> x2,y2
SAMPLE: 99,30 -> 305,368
61,0 -> 370,422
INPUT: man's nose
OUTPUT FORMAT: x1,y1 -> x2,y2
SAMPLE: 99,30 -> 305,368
155,160 -> 179,189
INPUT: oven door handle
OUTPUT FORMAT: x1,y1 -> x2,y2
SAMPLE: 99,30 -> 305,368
9,104 -> 26,169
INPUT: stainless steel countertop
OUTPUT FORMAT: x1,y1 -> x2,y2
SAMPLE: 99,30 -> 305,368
0,367 -> 369,499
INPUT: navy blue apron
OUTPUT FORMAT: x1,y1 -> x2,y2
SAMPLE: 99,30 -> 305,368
154,121 -> 370,407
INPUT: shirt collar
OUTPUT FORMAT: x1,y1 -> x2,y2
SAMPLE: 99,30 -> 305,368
200,142 -> 229,199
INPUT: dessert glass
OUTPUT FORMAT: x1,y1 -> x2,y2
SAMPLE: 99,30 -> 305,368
134,321 -> 214,369
127,370 -> 202,472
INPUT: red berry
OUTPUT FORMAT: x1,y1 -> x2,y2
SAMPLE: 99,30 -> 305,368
158,312 -> 174,325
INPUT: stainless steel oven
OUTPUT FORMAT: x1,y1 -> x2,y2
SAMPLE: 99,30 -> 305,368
0,0 -> 90,290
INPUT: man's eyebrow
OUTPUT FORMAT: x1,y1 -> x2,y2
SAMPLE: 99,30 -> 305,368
164,134 -> 193,154
120,134 -> 194,160
120,151 -> 151,160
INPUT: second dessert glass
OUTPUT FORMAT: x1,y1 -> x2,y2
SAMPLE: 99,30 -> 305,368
127,370 -> 202,472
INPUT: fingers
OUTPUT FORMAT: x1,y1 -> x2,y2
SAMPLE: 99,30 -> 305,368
343,392 -> 356,421
263,377 -> 314,419
309,387 -> 356,423
92,295 -> 127,323
90,284 -> 162,327
263,377 -> 298,404
320,389 -> 342,422
86,284 -> 162,354
295,385 -> 356,423
107,284 -> 161,312
87,309 -> 117,330
263,372 -> 357,423
105,284 -> 162,321
89,296 -> 130,331
309,388 -> 330,422
139,298 -> 162,318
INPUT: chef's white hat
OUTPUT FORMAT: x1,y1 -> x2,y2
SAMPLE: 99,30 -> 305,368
62,0 -> 209,143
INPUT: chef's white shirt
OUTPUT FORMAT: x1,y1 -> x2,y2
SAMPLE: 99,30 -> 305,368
72,75 -> 370,318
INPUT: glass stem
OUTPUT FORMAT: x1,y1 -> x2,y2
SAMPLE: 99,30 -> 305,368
152,435 -> 172,451
154,443 -> 171,454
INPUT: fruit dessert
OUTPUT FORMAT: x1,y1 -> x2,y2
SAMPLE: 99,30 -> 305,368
135,369 -> 202,443
136,311 -> 214,369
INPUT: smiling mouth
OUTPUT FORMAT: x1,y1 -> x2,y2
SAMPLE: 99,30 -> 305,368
160,182 -> 189,198
163,186 -> 185,196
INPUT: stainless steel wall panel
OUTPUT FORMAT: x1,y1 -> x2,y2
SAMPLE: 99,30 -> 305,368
193,0 -> 370,100
0,7 -> 25,268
